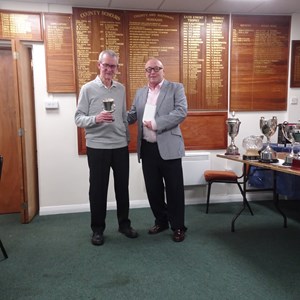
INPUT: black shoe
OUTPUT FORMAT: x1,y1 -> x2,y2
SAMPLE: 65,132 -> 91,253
119,227 -> 138,238
91,232 -> 104,246
148,224 -> 169,234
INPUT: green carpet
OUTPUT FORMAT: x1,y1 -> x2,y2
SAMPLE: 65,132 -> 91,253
1,201 -> 300,300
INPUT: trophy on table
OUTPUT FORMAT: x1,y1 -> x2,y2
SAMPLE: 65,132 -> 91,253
242,135 -> 264,160
281,121 -> 300,166
259,116 -> 278,162
102,98 -> 115,121
225,112 -> 241,155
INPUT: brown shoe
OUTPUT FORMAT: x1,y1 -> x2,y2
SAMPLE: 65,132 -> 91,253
173,229 -> 185,242
148,224 -> 169,234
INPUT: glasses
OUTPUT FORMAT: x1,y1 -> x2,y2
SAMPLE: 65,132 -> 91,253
100,63 -> 118,70
145,66 -> 163,73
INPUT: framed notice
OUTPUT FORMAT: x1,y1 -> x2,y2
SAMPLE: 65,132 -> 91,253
290,40 -> 300,87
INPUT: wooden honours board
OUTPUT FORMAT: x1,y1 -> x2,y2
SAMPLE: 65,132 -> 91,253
0,10 -> 42,41
72,8 -> 229,110
181,15 -> 228,110
290,40 -> 300,88
230,15 -> 290,111
44,13 -> 76,93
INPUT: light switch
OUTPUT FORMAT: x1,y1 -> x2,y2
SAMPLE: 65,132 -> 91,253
45,100 -> 59,109
291,97 -> 298,105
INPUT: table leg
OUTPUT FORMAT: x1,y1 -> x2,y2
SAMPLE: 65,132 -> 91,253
273,171 -> 287,228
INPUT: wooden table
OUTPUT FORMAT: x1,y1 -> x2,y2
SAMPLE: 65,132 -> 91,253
216,154 -> 300,231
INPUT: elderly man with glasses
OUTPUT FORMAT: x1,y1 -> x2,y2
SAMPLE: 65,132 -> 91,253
75,49 -> 138,246
128,58 -> 188,242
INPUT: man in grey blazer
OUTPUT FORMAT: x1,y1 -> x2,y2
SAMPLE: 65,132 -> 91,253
128,58 -> 188,242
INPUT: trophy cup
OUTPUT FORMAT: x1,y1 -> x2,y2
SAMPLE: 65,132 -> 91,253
242,135 -> 264,160
281,121 -> 300,166
225,112 -> 241,155
102,98 -> 115,121
259,116 -> 278,162
103,98 -> 115,113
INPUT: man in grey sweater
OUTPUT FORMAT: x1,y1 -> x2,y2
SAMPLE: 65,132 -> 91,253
75,50 -> 138,246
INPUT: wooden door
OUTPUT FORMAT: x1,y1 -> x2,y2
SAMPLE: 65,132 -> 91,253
0,40 -> 39,223
12,40 -> 39,223
0,45 -> 24,214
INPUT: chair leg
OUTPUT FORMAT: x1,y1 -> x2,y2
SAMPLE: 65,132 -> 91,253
0,239 -> 8,259
206,182 -> 212,214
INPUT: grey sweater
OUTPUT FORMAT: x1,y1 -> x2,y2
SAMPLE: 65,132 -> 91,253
75,76 -> 129,149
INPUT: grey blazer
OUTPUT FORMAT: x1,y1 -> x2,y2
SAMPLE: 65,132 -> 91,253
128,80 -> 188,162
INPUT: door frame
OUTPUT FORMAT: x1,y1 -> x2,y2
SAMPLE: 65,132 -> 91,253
0,39 -> 39,223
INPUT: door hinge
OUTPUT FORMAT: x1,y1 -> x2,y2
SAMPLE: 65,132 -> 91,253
21,202 -> 28,209
18,128 -> 24,136
13,51 -> 19,60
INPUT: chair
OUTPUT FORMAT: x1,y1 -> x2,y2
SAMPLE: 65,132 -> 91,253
0,155 -> 8,259
204,168 -> 254,232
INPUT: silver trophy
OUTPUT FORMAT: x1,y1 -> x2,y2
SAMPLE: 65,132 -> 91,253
102,98 -> 115,121
259,116 -> 278,162
103,98 -> 115,113
225,112 -> 241,155
281,121 -> 300,166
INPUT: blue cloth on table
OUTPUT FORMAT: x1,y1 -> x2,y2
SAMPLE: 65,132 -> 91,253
248,144 -> 300,198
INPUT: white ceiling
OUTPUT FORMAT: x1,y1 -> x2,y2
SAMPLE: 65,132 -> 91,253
2,0 -> 300,15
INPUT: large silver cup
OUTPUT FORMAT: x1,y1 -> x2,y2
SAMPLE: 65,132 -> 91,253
259,116 -> 278,162
281,122 -> 300,165
225,112 -> 241,155
103,98 -> 115,113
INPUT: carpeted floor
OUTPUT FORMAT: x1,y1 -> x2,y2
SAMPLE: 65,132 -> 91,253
1,200 -> 300,300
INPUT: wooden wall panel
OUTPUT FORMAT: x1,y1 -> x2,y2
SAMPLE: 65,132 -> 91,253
180,112 -> 227,150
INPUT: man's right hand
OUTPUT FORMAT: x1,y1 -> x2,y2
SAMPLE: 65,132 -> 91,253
95,111 -> 114,123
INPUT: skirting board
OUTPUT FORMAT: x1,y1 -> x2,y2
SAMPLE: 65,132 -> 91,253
39,192 -> 273,216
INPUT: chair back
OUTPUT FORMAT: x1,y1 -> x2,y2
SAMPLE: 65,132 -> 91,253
0,155 -> 3,180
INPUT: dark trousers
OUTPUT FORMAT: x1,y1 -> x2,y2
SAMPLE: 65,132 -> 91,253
141,140 -> 186,231
87,146 -> 131,233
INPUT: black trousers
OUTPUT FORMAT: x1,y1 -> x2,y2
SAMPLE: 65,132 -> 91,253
87,146 -> 131,233
141,140 -> 186,231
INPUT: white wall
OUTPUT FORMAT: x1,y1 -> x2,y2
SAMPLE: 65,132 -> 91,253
2,1 -> 300,214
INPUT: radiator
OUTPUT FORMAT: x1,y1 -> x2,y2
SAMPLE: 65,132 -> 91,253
182,152 -> 211,186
